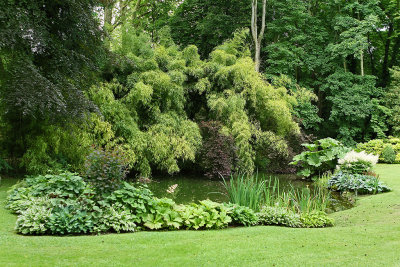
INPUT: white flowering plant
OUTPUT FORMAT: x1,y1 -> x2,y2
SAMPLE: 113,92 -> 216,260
336,150 -> 379,175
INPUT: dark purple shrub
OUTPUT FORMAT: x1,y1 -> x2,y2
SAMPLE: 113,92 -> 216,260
198,121 -> 236,179
84,147 -> 128,194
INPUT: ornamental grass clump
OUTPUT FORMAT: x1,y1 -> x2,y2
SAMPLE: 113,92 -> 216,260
336,150 -> 379,174
222,173 -> 266,212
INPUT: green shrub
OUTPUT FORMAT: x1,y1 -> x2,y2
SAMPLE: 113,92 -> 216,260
92,204 -> 136,233
84,147 -> 128,195
106,182 -> 155,224
257,206 -> 302,228
15,205 -> 52,235
300,211 -> 334,228
328,172 -> 391,194
48,199 -> 95,235
337,150 -> 379,174
357,137 -> 400,163
6,172 -> 89,213
290,138 -> 350,178
0,157 -> 11,173
176,200 -> 232,230
381,145 -> 396,164
225,204 -> 259,226
143,198 -> 183,230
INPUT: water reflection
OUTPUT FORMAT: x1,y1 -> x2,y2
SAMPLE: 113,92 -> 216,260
145,173 -> 354,212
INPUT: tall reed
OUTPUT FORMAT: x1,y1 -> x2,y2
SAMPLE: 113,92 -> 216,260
222,173 -> 266,211
223,173 -> 331,213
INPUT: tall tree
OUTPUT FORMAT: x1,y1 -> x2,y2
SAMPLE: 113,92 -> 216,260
0,0 -> 104,159
100,0 -> 179,40
251,0 -> 267,72
169,0 -> 251,58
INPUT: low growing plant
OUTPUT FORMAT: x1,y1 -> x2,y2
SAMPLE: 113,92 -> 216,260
336,150 -> 378,174
300,211 -> 334,228
224,204 -> 259,226
257,206 -> 302,228
177,200 -> 232,230
106,182 -> 155,225
328,172 -> 391,194
15,204 -> 52,235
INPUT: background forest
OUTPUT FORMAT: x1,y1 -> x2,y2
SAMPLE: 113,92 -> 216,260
1,0 -> 399,178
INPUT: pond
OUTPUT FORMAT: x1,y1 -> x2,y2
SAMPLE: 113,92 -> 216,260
146,173 -> 354,213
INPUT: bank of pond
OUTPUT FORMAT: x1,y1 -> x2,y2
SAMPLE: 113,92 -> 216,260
2,168 -> 390,236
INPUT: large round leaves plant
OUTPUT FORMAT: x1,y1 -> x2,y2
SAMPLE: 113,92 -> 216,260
290,138 -> 350,178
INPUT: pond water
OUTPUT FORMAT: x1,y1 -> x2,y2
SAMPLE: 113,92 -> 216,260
146,173 -> 354,213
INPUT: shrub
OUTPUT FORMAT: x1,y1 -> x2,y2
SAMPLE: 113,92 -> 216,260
225,204 -> 259,226
336,150 -> 378,174
357,137 -> 400,163
93,204 -> 136,233
0,157 -> 11,173
142,198 -> 183,230
6,172 -> 89,212
300,211 -> 334,228
381,145 -> 396,164
47,199 -> 95,235
290,138 -> 350,178
198,121 -> 236,178
328,172 -> 391,194
257,206 -> 302,228
106,182 -> 155,224
15,205 -> 52,235
176,200 -> 232,230
84,147 -> 128,195
254,130 -> 291,173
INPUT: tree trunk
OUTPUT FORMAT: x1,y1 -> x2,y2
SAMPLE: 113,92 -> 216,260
251,0 -> 266,73
360,50 -> 364,76
390,36 -> 400,69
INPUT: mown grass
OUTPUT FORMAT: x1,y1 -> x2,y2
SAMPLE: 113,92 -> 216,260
1,165 -> 400,266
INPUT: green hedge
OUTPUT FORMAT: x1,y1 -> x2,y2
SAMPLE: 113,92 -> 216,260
356,137 -> 400,163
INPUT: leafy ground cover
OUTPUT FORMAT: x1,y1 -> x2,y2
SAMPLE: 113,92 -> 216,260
1,164 -> 399,266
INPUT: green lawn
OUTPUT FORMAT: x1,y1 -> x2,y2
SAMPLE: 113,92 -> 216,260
1,165 -> 399,267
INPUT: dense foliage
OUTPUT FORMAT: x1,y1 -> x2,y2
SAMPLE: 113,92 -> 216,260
357,137 -> 400,163
0,0 -> 104,173
1,0 -> 399,177
7,172 -> 335,235
198,121 -> 236,178
291,138 -> 350,178
84,147 -> 129,194
328,172 -> 391,194
336,150 -> 379,174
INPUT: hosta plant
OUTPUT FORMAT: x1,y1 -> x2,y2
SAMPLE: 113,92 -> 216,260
328,172 -> 390,194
